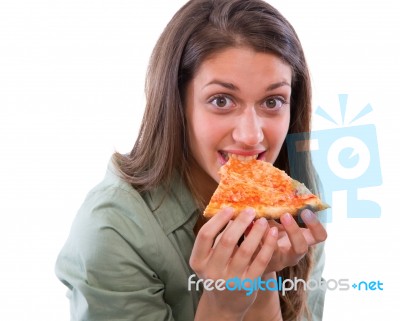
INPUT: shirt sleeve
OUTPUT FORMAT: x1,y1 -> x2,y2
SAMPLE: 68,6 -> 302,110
55,195 -> 175,321
303,240 -> 326,321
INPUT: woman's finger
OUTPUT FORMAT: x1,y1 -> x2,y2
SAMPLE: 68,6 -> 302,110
229,217 -> 269,275
247,227 -> 278,278
213,220 -> 233,248
300,210 -> 328,244
190,207 -> 234,270
209,208 -> 256,271
280,213 -> 308,255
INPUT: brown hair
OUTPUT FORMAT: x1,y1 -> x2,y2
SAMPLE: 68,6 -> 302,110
114,0 -> 318,319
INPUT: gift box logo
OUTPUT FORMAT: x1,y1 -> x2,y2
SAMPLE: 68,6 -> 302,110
286,94 -> 382,223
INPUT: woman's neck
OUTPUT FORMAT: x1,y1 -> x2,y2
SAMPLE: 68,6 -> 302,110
189,161 -> 218,206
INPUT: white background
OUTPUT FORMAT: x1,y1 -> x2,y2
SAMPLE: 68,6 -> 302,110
1,0 -> 399,320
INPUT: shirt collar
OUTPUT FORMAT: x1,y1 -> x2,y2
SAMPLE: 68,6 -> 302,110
106,158 -> 199,235
142,171 -> 200,235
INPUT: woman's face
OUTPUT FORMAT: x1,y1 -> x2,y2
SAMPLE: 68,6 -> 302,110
185,47 -> 292,184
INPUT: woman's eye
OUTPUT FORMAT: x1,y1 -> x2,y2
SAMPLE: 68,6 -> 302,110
263,97 -> 287,109
210,95 -> 233,108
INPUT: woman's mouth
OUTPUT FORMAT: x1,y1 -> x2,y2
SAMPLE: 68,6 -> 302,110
218,151 -> 266,164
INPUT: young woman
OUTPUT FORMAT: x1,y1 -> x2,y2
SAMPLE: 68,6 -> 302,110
56,1 -> 327,320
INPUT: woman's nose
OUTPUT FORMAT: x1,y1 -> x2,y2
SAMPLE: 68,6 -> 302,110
232,108 -> 264,146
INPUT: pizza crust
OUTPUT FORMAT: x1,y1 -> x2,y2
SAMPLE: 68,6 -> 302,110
203,203 -> 326,220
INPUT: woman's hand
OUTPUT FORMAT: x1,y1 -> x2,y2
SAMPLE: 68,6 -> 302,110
262,209 -> 327,274
190,207 -> 278,321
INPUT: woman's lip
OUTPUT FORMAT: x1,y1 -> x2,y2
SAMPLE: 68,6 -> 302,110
256,151 -> 267,160
220,150 -> 266,157
217,151 -> 228,165
217,150 -> 267,164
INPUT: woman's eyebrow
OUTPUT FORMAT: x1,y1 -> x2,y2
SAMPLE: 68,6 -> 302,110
266,81 -> 291,91
203,80 -> 238,90
203,80 -> 291,91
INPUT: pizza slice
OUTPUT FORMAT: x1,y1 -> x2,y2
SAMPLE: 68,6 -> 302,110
203,157 -> 329,219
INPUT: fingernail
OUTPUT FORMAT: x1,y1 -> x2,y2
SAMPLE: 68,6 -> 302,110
222,207 -> 233,214
257,217 -> 267,226
280,213 -> 293,225
245,208 -> 256,218
270,227 -> 278,237
302,209 -> 316,224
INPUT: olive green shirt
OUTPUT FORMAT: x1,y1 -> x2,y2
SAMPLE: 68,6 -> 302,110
55,161 -> 326,320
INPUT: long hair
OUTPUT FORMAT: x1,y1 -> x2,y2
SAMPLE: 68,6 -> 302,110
114,1 -> 318,319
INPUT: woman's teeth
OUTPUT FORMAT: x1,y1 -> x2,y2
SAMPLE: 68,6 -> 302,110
222,152 -> 258,161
